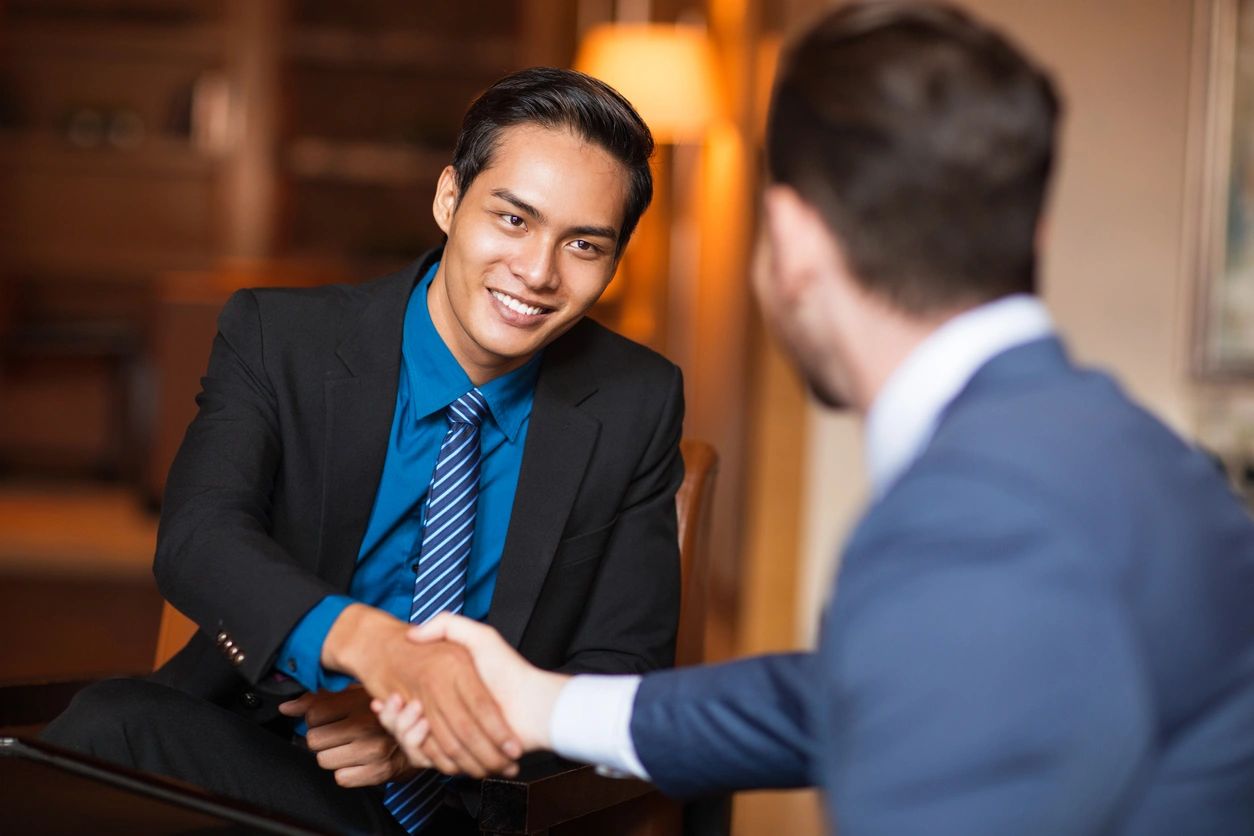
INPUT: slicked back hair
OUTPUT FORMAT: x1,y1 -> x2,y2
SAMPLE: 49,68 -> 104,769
451,67 -> 655,259
767,2 -> 1061,313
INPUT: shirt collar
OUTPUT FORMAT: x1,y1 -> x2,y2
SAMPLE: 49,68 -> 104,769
865,294 -> 1055,497
402,261 -> 542,442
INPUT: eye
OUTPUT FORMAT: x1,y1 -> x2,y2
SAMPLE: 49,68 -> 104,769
570,239 -> 599,254
500,214 -> 525,228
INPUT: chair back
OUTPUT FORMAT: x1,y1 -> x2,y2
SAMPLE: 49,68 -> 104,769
674,439 -> 719,668
152,438 -> 720,671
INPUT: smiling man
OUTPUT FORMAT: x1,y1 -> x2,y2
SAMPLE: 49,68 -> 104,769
43,68 -> 683,835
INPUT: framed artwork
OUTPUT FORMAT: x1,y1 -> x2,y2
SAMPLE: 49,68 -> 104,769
1192,0 -> 1254,375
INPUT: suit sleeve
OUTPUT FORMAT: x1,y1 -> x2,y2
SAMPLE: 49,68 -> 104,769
630,652 -> 819,795
555,363 -> 685,675
153,290 -> 340,685
820,466 -> 1154,835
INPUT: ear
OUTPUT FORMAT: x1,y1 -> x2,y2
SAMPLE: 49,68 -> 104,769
432,166 -> 460,234
1035,214 -> 1050,254
762,184 -> 833,303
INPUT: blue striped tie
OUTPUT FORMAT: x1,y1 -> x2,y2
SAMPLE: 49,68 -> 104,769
383,388 -> 488,833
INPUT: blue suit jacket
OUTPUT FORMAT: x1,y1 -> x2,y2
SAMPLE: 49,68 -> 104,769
631,338 -> 1254,834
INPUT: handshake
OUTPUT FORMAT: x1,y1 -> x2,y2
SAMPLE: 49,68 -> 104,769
281,606 -> 581,788
371,613 -> 567,779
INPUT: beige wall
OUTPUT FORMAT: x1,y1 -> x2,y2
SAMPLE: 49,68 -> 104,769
796,0 -> 1202,634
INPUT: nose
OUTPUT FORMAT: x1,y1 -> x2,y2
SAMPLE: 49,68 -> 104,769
510,236 -> 560,293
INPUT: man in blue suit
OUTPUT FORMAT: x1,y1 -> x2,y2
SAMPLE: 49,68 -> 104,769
375,2 -> 1254,832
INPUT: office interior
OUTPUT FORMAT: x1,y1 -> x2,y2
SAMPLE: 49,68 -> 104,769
0,0 -> 1247,833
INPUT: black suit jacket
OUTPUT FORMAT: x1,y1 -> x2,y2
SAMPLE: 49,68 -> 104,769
151,249 -> 683,717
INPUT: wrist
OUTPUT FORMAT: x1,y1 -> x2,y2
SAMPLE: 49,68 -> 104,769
527,671 -> 571,751
322,604 -> 404,679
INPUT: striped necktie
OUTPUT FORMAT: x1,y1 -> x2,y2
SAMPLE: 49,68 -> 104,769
383,388 -> 488,833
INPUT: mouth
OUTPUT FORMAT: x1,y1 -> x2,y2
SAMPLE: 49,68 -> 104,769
488,288 -> 556,321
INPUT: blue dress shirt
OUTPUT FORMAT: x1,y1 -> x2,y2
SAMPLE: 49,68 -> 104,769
277,261 -> 541,692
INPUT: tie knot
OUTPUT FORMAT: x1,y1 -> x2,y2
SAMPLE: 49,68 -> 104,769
447,389 -> 488,428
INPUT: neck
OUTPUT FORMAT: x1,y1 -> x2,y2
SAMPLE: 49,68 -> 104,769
837,299 -> 964,415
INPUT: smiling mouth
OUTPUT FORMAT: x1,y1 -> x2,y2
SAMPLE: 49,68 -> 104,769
490,289 -> 554,317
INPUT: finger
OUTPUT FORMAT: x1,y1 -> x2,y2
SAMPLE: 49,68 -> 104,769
406,612 -> 485,644
332,765 -> 379,788
456,671 -> 522,760
306,714 -> 383,753
419,734 -> 462,776
398,718 -> 432,766
406,613 -> 455,643
315,736 -> 394,772
277,693 -> 314,717
332,757 -> 399,789
451,672 -> 521,769
396,699 -> 425,732
373,693 -> 404,734
304,697 -> 352,729
424,682 -> 514,778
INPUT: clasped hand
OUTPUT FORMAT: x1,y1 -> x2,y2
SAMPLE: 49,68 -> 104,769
372,613 -> 570,776
294,605 -> 529,782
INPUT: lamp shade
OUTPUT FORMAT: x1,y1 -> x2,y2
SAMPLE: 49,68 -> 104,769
575,23 -> 720,144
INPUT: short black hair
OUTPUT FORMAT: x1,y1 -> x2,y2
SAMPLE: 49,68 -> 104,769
452,67 -> 655,258
767,1 -> 1061,313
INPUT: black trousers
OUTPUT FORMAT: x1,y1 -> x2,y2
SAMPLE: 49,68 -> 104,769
40,678 -> 476,835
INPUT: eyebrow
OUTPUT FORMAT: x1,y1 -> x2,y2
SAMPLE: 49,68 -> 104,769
491,188 -> 619,244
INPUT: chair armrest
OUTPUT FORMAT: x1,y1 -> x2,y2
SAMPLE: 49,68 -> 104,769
474,754 -> 672,835
0,676 -> 123,729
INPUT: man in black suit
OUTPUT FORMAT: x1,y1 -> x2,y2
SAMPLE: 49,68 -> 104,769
44,67 -> 682,834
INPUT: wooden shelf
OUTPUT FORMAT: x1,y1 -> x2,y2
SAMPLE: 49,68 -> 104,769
286,137 -> 445,187
7,20 -> 225,62
286,26 -> 515,73
0,132 -> 218,178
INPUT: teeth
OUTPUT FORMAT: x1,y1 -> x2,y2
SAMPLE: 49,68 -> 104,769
492,290 -> 546,316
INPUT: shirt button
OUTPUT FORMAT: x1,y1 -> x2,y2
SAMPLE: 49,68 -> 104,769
240,691 -> 260,710
287,658 -> 298,673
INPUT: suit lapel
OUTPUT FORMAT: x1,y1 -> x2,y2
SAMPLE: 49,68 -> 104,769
487,331 -> 601,647
316,257 -> 431,589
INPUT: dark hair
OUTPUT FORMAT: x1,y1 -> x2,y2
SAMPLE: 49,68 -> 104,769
767,1 -> 1061,313
451,67 -> 654,258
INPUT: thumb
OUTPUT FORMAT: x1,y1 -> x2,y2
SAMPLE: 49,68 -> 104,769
406,612 -> 465,644
277,692 -> 314,717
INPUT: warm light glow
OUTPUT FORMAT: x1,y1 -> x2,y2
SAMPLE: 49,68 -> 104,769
575,23 -> 721,144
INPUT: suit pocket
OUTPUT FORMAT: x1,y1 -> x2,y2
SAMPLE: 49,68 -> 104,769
551,518 -> 618,570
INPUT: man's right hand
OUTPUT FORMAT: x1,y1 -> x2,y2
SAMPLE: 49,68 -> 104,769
320,603 -> 522,778
373,613 -> 569,772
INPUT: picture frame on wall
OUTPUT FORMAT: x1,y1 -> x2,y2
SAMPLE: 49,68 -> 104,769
1191,0 -> 1254,376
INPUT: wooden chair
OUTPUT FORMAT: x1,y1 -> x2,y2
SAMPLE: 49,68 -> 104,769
1,439 -> 722,836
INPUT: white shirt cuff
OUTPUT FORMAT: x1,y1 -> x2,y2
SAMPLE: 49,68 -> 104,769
548,674 -> 650,781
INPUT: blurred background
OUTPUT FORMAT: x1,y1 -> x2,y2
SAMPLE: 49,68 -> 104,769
0,0 -> 1248,832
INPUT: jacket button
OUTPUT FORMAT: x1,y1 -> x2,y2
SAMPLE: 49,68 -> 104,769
240,691 -> 260,710
233,652 -> 246,666
216,631 -> 228,645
